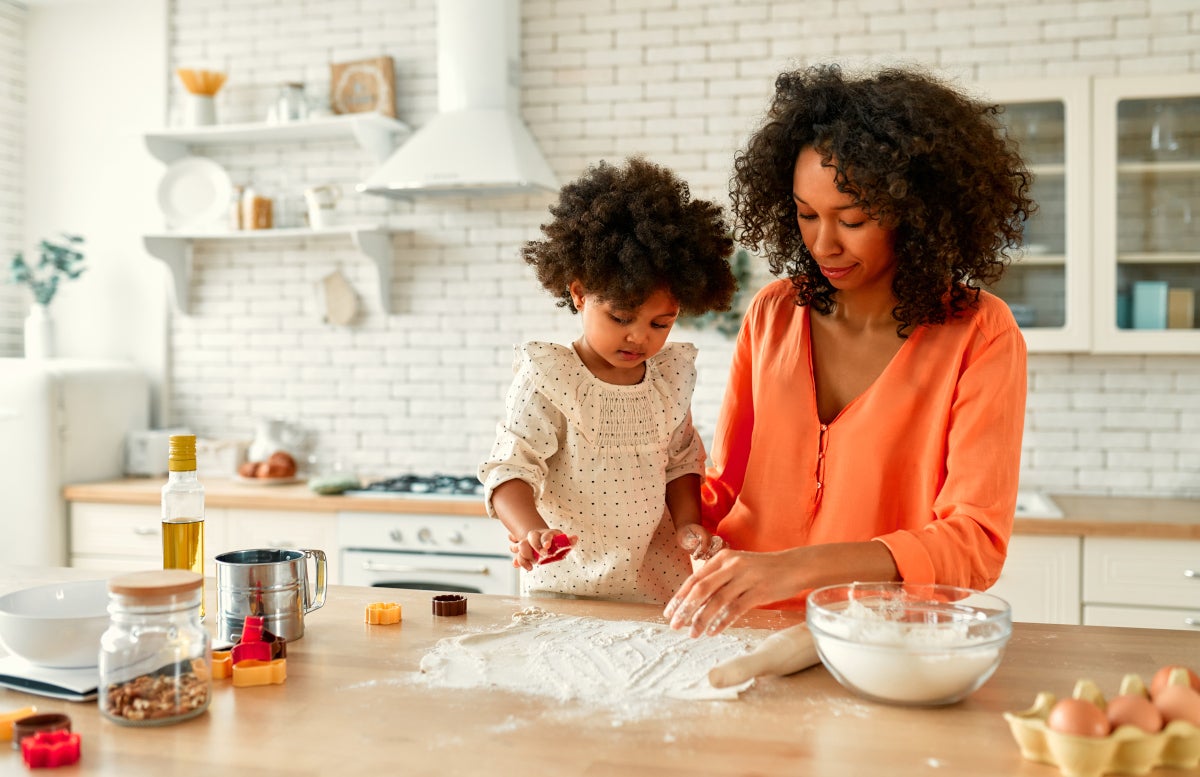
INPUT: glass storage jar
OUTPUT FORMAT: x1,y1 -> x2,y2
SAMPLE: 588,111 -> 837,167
99,569 -> 211,727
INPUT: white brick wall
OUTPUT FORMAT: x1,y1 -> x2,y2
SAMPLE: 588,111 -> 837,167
0,1 -> 24,356
3,0 -> 1196,498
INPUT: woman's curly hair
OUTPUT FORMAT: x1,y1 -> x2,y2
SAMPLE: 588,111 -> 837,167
523,157 -> 737,316
731,63 -> 1035,333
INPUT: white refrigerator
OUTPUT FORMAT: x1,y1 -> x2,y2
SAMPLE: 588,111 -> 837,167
0,358 -> 150,567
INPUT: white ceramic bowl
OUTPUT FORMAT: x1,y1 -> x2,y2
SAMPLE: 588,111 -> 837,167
806,582 -> 1011,707
0,579 -> 110,668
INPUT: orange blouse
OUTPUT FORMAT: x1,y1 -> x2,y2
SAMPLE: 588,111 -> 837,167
701,279 -> 1028,608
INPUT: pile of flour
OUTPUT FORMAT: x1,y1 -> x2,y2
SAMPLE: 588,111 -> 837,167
415,607 -> 760,710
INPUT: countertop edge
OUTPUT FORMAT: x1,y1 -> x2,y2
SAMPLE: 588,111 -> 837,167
63,480 -> 1200,538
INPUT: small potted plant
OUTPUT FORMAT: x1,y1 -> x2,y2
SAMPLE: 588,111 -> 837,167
8,233 -> 86,358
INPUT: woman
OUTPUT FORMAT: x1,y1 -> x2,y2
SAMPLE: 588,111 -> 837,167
665,63 -> 1034,636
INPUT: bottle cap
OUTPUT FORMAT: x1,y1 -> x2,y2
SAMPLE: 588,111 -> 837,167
168,434 -> 197,472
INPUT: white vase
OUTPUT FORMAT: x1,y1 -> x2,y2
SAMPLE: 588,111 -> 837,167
24,305 -> 53,359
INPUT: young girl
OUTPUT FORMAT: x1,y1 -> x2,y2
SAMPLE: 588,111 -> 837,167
478,157 -> 738,604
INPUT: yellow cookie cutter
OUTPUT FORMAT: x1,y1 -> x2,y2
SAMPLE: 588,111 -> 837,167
365,601 -> 402,625
0,706 -> 37,742
211,650 -> 233,680
232,658 -> 287,687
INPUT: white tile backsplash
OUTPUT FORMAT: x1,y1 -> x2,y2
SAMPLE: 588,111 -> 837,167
1,0 -> 1197,498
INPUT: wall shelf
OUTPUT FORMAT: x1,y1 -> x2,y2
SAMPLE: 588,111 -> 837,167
143,226 -> 396,315
144,113 -> 410,164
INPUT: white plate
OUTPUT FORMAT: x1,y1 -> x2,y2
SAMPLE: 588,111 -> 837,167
232,472 -> 302,484
157,156 -> 233,230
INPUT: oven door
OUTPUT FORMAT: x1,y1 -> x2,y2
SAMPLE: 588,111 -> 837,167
341,549 -> 518,596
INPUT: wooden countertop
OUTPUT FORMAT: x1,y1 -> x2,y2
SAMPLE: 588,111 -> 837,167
64,479 -> 1199,538
1,566 -> 1198,776
63,477 -> 488,516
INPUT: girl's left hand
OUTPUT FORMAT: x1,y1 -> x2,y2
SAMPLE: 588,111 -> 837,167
663,548 -> 802,637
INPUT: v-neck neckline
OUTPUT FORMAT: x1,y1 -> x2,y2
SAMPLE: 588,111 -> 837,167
806,307 -> 920,425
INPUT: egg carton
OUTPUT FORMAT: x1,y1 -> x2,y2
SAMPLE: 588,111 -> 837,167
1004,671 -> 1200,777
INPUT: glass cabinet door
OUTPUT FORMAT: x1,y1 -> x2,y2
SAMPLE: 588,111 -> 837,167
977,79 -> 1091,352
1094,75 -> 1200,353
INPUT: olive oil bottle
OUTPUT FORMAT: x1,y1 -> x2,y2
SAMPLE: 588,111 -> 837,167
162,434 -> 205,618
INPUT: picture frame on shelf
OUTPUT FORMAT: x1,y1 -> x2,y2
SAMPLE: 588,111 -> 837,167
330,56 -> 396,118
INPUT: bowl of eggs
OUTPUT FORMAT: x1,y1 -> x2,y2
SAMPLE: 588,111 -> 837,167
1005,665 -> 1200,776
805,582 -> 1012,706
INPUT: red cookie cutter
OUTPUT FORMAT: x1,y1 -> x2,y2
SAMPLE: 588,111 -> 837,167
532,534 -> 573,565
20,729 -> 81,769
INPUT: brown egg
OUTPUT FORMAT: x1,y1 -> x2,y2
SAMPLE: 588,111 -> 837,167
1106,693 -> 1163,733
1047,698 -> 1111,738
1150,665 -> 1200,698
1155,684 -> 1200,727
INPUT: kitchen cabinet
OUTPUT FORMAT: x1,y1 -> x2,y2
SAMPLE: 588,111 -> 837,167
69,501 -> 341,583
142,113 -> 409,315
222,507 -> 340,585
978,74 -> 1200,353
976,79 -> 1093,352
1093,75 -> 1200,352
1082,536 -> 1200,631
70,502 -> 226,576
989,534 -> 1082,625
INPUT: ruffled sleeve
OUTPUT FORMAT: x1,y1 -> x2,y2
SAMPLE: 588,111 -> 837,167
477,342 -> 575,519
651,342 -> 705,482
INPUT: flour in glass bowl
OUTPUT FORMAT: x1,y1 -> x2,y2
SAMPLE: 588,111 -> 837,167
809,597 -> 1010,705
415,607 -> 761,716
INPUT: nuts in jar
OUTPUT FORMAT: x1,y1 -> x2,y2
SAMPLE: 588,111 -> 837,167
99,570 -> 211,727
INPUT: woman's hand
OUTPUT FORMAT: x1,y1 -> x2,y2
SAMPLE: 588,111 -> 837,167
663,548 -> 804,637
664,541 -> 902,637
676,523 -> 726,560
508,529 -> 578,571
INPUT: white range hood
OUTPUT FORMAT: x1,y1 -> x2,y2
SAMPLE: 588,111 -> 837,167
359,0 -> 558,198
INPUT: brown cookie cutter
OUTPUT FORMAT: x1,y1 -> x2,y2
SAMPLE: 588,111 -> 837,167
11,713 -> 70,750
432,594 -> 467,616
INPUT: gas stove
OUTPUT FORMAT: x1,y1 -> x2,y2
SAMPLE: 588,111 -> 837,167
344,473 -> 484,499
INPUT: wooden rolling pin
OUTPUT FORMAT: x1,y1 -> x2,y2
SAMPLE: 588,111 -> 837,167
708,623 -> 821,688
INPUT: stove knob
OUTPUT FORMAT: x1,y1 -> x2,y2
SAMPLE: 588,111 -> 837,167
388,529 -> 403,543
417,527 -> 434,544
447,531 -> 464,545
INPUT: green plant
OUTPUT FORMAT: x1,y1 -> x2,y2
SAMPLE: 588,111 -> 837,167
9,233 -> 86,306
681,245 -> 752,337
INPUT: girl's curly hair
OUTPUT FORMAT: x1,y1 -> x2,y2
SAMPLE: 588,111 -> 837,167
523,157 -> 737,316
731,63 -> 1035,333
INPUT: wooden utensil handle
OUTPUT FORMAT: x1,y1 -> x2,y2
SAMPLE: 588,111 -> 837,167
708,623 -> 820,689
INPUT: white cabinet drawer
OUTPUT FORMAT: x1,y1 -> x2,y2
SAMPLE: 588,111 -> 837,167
990,535 -> 1081,625
1083,537 -> 1200,609
70,503 -> 162,560
1083,604 -> 1200,631
222,509 -> 339,584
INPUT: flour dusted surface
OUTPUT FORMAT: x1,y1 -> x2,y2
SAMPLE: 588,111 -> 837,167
416,608 -> 758,711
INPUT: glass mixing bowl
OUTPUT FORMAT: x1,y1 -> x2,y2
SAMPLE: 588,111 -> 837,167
806,582 -> 1012,707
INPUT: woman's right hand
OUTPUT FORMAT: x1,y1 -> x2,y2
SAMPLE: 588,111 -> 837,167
508,529 -> 577,571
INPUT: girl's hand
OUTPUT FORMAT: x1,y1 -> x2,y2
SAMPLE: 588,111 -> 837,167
676,523 -> 726,561
508,529 -> 578,571
663,549 -> 801,637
